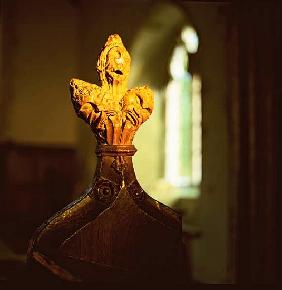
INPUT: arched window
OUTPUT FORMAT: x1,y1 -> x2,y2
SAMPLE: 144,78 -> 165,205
164,26 -> 202,199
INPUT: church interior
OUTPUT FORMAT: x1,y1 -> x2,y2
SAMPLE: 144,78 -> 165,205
0,0 -> 281,285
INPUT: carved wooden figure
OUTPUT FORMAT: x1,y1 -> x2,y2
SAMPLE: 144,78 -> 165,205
27,34 -> 186,286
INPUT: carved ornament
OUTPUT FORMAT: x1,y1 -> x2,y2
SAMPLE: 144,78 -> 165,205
70,34 -> 154,145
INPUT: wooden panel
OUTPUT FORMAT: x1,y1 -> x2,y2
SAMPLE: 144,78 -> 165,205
0,142 -> 78,219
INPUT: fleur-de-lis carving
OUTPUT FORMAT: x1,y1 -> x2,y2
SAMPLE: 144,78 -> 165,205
70,34 -> 154,145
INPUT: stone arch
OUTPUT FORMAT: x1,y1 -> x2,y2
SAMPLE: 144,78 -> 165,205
129,1 -> 192,90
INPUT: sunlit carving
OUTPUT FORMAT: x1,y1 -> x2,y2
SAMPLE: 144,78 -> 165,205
70,34 -> 154,145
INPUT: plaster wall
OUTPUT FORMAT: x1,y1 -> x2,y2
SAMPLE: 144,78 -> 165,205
1,0 -> 79,146
182,3 -> 230,283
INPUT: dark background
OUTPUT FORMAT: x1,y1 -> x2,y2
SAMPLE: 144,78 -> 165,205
0,0 -> 281,285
